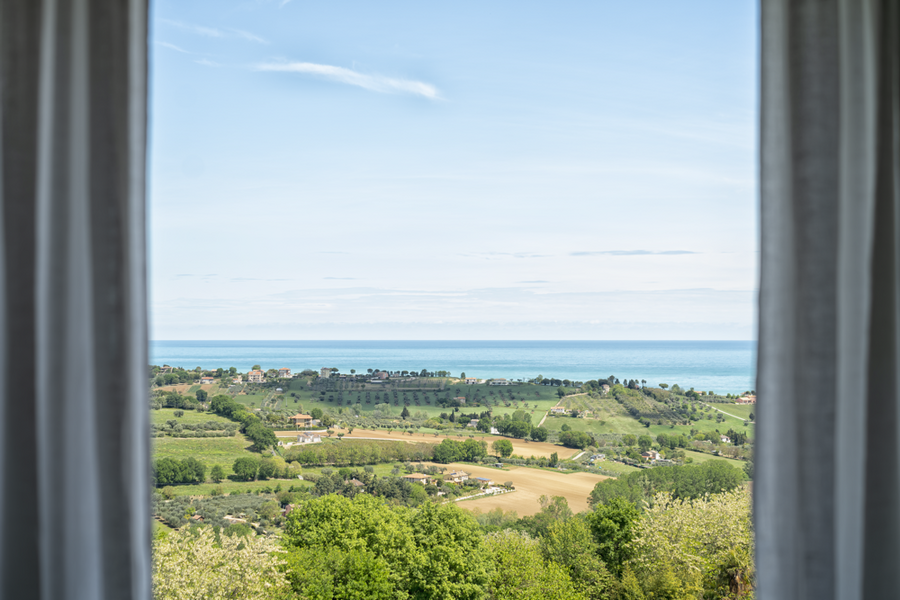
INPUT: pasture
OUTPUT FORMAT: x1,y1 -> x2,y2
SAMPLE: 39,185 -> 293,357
150,408 -> 232,426
152,435 -> 259,477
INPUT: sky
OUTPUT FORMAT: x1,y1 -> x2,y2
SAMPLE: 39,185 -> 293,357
149,0 -> 759,341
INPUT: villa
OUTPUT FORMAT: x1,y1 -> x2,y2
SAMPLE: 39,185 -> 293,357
278,367 -> 292,379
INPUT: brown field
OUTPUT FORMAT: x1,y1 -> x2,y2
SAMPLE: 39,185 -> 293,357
275,428 -> 580,460
434,462 -> 608,516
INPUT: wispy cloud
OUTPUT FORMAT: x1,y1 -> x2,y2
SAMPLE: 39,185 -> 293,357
570,250 -> 698,257
279,0 -> 294,6
157,41 -> 190,53
324,277 -> 357,280
230,29 -> 268,44
195,58 -> 221,68
461,252 -> 549,260
518,280 -> 550,284
254,62 -> 440,99
158,19 -> 267,44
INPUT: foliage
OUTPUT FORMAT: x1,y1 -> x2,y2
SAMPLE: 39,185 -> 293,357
492,439 -> 513,458
628,488 -> 754,599
587,461 -> 744,507
559,430 -> 594,449
285,439 -> 435,466
542,516 -> 615,600
584,498 -> 640,577
152,527 -> 290,600
433,438 -> 488,463
152,457 -> 206,486
483,530 -> 584,600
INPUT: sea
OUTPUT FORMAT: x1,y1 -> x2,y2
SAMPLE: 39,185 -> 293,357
150,340 -> 756,395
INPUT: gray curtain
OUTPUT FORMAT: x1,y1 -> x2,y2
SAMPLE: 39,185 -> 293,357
757,1 -> 899,599
0,1 -> 150,599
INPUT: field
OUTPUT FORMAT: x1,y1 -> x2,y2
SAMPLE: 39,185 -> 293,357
544,395 -> 755,442
150,408 -> 232,426
257,379 -> 563,421
279,428 -> 582,460
152,435 -> 258,477
433,462 -> 608,516
681,449 -> 746,470
714,403 -> 756,421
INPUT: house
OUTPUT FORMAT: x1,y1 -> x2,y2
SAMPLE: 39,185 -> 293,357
466,419 -> 479,428
374,371 -> 389,380
402,473 -> 431,485
278,368 -> 292,379
349,479 -> 365,489
200,376 -> 214,385
601,384 -> 610,394
296,432 -> 321,444
490,427 -> 500,435
465,377 -> 478,385
720,435 -> 731,443
735,394 -> 756,404
550,406 -> 567,415
473,477 -> 493,487
454,396 -> 467,404
248,370 -> 265,383
446,470 -> 469,483
641,450 -> 662,462
289,413 -> 313,428
320,367 -> 332,379
232,376 -> 243,384
489,378 -> 510,386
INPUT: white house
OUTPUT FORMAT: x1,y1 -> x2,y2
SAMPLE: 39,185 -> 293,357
232,376 -> 243,384
200,376 -> 214,385
550,406 -> 568,415
465,377 -> 478,385
248,370 -> 265,383
466,419 -> 479,428
720,435 -> 732,443
320,367 -> 332,379
489,378 -> 511,385
296,432 -> 322,444
278,367 -> 292,379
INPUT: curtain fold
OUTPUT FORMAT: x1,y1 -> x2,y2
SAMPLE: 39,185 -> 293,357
757,1 -> 900,599
0,1 -> 150,599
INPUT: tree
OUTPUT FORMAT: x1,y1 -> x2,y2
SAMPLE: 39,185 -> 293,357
232,456 -> 259,481
350,369 -> 356,374
460,372 -> 466,379
195,389 -> 208,403
210,465 -> 225,483
492,439 -> 513,458
153,527 -> 290,600
622,434 -> 637,447
530,426 -> 548,442
483,530 -> 582,600
585,497 -> 640,577
542,516 -> 615,600
252,364 -> 261,371
400,406 -> 410,419
549,452 -> 559,467
310,407 -> 323,420
637,435 -> 653,453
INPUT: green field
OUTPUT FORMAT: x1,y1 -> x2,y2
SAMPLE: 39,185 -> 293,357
162,478 -> 313,497
681,449 -> 746,470
151,408 -> 232,426
152,435 -> 258,476
713,403 -> 756,421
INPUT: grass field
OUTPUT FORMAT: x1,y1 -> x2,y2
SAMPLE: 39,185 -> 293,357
433,462 -> 608,516
681,449 -> 747,470
714,403 -> 756,421
152,435 -> 259,477
150,408 -> 232,426
162,478 -> 313,497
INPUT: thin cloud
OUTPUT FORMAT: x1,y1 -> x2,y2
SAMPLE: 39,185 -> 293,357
230,29 -> 269,44
570,250 -> 698,256
518,280 -> 550,284
279,0 -> 294,6
195,59 -> 221,68
324,277 -> 357,280
255,61 -> 440,99
157,41 -> 190,53
158,19 -> 267,44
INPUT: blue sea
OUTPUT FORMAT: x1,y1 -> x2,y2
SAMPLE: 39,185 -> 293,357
150,340 -> 756,395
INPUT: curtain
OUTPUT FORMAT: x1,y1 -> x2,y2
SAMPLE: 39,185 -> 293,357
757,1 -> 899,599
0,1 -> 150,599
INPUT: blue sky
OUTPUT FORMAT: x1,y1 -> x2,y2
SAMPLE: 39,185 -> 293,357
149,0 -> 758,340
